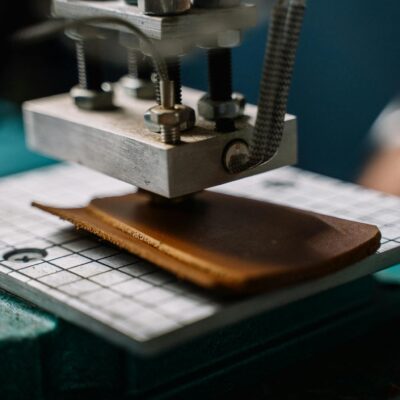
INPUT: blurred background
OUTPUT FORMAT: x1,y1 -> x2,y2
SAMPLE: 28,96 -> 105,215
1,0 -> 400,186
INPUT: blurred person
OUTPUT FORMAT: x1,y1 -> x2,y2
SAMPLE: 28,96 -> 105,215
359,99 -> 400,196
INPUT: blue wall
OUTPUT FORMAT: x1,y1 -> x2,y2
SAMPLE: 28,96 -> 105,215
183,1 -> 400,181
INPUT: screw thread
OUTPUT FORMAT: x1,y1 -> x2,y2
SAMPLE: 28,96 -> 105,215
127,48 -> 139,78
76,40 -> 88,89
207,48 -> 235,132
208,48 -> 232,101
167,57 -> 182,105
153,57 -> 182,106
152,73 -> 162,105
75,39 -> 105,91
160,126 -> 180,144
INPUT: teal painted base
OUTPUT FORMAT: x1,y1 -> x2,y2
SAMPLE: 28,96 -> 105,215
375,264 -> 400,285
0,101 -> 56,177
1,277 -> 400,399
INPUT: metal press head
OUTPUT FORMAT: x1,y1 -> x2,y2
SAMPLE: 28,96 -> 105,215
22,0 -> 306,198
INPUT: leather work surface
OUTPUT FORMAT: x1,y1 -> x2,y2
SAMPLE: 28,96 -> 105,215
33,191 -> 381,294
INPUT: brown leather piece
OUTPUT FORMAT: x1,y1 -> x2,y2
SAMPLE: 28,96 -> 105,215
33,191 -> 381,294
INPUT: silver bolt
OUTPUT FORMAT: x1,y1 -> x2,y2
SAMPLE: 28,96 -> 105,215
223,140 -> 250,172
198,92 -> 246,121
66,27 -> 114,110
147,80 -> 182,144
145,81 -> 196,143
161,125 -> 180,145
119,49 -> 155,99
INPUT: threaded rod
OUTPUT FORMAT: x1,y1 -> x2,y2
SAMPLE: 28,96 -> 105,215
207,48 -> 235,132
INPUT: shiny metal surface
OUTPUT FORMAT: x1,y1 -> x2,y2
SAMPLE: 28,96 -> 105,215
23,86 -> 297,198
53,0 -> 257,41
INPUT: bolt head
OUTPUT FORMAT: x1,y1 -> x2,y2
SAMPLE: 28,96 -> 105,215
138,0 -> 191,15
120,76 -> 155,100
144,110 -> 162,133
198,93 -> 246,121
149,106 -> 182,126
179,105 -> 196,131
223,140 -> 250,172
70,84 -> 115,111
145,104 -> 196,133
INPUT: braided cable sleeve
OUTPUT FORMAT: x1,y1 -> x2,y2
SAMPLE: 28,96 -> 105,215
249,0 -> 290,164
254,0 -> 306,163
227,0 -> 289,173
228,0 -> 306,173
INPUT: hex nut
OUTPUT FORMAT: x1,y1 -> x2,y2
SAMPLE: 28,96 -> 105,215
138,0 -> 191,15
150,106 -> 182,126
120,75 -> 155,100
178,105 -> 196,131
70,84 -> 115,111
144,110 -> 161,133
145,104 -> 195,133
198,93 -> 246,121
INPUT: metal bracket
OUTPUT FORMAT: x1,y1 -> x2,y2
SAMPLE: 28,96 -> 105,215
24,86 -> 297,198
53,0 -> 257,42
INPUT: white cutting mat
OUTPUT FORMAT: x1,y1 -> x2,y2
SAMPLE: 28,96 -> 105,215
0,164 -> 400,354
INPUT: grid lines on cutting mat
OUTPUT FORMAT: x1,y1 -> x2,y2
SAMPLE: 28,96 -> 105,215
0,164 -> 400,345
0,165 -> 221,341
